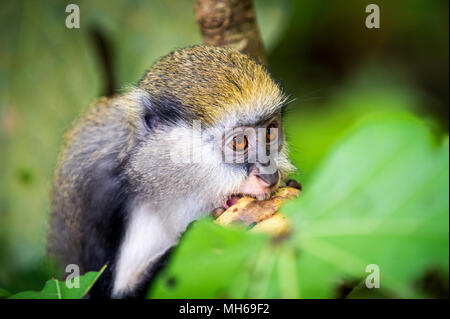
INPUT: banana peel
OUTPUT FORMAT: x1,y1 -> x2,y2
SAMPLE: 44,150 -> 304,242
214,185 -> 301,237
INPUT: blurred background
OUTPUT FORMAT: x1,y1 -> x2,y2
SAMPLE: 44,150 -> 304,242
0,0 -> 448,293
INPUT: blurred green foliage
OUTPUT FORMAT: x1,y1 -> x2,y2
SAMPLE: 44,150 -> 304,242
0,0 -> 448,295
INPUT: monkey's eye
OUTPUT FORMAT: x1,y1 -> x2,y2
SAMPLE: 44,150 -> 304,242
231,135 -> 248,152
266,123 -> 278,143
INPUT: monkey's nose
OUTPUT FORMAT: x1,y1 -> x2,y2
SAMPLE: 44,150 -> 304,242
256,170 -> 279,188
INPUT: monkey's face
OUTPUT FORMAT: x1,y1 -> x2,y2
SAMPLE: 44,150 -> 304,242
217,113 -> 294,208
130,46 -> 296,212
127,106 -> 294,213
158,108 -> 296,212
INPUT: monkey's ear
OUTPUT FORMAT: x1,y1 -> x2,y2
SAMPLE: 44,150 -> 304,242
144,111 -> 158,130
140,96 -> 159,130
139,93 -> 189,127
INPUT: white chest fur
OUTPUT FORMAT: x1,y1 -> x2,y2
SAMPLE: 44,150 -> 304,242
112,200 -> 204,298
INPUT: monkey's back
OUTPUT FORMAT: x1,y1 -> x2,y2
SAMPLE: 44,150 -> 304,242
47,96 -> 132,279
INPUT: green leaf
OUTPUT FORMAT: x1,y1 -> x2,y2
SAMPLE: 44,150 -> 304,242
8,265 -> 107,299
148,220 -> 267,298
149,112 -> 449,299
282,112 -> 449,298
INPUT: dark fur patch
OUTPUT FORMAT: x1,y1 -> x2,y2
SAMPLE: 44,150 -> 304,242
140,95 -> 194,127
78,154 -> 132,298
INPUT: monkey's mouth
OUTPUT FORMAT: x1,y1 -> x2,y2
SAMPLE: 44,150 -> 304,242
225,194 -> 245,208
224,193 -> 268,208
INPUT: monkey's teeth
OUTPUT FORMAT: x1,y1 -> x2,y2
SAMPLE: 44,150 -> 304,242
226,193 -> 263,208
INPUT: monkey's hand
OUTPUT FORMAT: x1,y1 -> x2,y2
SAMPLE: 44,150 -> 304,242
213,180 -> 301,237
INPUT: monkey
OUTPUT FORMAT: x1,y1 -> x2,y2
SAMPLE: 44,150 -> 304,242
47,45 -> 296,298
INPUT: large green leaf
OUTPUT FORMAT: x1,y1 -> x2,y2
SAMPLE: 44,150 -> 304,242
8,265 -> 106,299
150,112 -> 449,298
149,220 -> 267,298
282,112 -> 449,298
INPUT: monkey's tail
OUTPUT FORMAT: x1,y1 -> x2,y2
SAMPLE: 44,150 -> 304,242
88,26 -> 117,97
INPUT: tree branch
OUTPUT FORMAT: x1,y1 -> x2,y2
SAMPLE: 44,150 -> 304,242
195,0 -> 267,64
